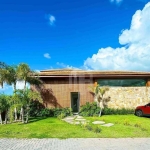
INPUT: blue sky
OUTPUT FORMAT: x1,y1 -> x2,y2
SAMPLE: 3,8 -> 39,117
1,0 -> 150,93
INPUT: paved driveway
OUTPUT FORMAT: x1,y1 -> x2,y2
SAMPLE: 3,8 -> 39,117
0,138 -> 150,150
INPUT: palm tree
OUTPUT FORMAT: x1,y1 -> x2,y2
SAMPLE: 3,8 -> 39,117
16,63 -> 42,123
15,88 -> 42,123
98,86 -> 109,116
89,83 -> 109,117
0,62 -> 9,88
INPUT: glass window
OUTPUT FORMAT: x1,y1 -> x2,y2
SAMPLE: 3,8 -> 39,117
97,79 -> 146,87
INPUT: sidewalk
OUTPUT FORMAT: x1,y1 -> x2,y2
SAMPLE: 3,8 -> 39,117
0,138 -> 150,150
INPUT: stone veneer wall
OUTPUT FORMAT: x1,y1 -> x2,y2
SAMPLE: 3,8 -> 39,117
104,87 -> 150,109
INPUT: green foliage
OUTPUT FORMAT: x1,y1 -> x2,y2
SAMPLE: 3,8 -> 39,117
134,122 -> 142,128
29,101 -> 72,118
86,124 -> 93,131
93,126 -> 101,133
123,119 -> 131,126
79,102 -> 100,117
0,94 -> 10,112
57,112 -> 66,119
102,108 -> 134,115
53,107 -> 72,118
29,100 -> 45,117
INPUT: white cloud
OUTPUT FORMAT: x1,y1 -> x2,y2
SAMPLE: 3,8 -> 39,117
84,2 -> 150,71
49,15 -> 55,25
56,62 -> 80,69
15,81 -> 30,90
110,0 -> 123,5
44,53 -> 51,59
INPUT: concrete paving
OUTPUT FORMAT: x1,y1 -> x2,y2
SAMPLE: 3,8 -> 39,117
0,138 -> 150,150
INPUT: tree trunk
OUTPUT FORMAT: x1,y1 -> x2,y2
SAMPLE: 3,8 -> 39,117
5,111 -> 8,124
14,107 -> 17,121
24,80 -> 27,91
0,112 -> 2,124
25,111 -> 29,123
99,97 -> 104,117
99,109 -> 102,117
25,104 -> 29,123
21,107 -> 24,123
19,107 -> 22,121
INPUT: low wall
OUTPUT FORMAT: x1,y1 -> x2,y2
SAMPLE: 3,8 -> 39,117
104,87 -> 150,109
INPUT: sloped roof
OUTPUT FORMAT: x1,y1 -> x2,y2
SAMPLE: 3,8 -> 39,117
39,69 -> 150,78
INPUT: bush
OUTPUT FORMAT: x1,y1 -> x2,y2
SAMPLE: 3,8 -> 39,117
79,102 -> 101,117
93,126 -> 101,133
29,100 -> 73,118
29,100 -> 45,117
57,113 -> 66,119
102,108 -> 134,115
53,107 -> 72,118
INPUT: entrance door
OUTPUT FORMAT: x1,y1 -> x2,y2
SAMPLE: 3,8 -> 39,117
71,92 -> 80,112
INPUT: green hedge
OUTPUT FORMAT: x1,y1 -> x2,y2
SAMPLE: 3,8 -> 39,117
79,102 -> 134,116
29,101 -> 72,118
79,102 -> 100,117
102,108 -> 134,115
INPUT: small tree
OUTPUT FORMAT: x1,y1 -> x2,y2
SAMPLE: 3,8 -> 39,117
98,86 -> 109,116
89,83 -> 109,117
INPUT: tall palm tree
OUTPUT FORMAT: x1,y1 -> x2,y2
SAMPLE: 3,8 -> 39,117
17,63 -> 42,90
0,62 -> 9,88
16,63 -> 42,122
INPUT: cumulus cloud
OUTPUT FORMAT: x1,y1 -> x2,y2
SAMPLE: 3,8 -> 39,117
110,0 -> 123,5
84,2 -> 150,71
44,53 -> 51,59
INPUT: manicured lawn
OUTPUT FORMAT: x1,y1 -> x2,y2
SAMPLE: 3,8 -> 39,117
0,115 -> 150,138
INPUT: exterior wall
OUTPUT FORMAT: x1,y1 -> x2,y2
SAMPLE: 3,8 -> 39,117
35,77 -> 150,109
104,87 -> 150,109
41,77 -> 94,108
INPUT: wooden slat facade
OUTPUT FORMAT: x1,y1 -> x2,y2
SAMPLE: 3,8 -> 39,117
32,69 -> 150,110
39,77 -> 95,108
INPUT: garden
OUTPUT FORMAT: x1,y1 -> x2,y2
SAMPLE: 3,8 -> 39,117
0,61 -> 150,139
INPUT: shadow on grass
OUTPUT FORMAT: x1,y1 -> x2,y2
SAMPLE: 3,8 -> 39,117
18,117 -> 49,125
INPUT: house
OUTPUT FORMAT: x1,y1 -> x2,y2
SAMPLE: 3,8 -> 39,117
33,69 -> 150,111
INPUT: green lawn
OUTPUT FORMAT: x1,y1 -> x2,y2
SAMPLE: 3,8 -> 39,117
0,115 -> 150,138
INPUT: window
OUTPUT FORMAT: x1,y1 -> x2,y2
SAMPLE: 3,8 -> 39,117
97,79 -> 146,87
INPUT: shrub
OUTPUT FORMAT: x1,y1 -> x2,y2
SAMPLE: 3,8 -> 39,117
102,108 -> 134,115
134,122 -> 142,128
86,124 -> 93,131
38,108 -> 51,117
53,107 -> 72,118
123,119 -> 131,126
57,113 -> 66,119
29,101 -> 73,118
79,102 -> 101,117
29,100 -> 45,117
93,126 -> 101,133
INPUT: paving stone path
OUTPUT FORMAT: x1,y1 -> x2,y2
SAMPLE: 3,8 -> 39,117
62,115 -> 114,127
0,138 -> 150,150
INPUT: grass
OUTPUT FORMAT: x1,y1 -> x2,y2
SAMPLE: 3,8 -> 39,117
0,115 -> 150,138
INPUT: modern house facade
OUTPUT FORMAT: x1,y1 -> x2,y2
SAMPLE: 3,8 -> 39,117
34,69 -> 150,111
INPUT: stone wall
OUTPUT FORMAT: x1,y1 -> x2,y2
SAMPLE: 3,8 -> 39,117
104,87 -> 150,109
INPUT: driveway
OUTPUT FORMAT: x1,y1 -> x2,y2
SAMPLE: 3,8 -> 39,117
0,138 -> 150,150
